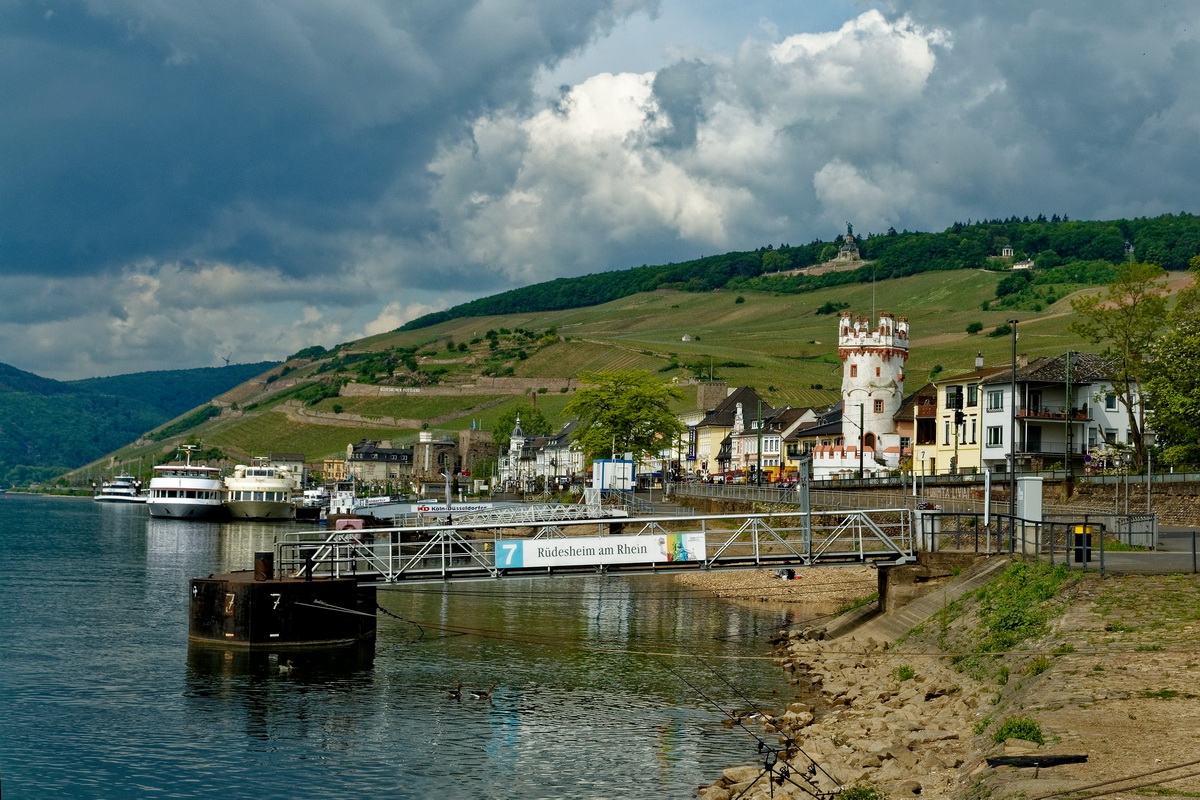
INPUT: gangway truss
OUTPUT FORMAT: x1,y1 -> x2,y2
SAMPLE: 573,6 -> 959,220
275,508 -> 915,585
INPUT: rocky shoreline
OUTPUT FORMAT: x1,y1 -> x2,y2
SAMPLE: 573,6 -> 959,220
691,564 -> 1200,800
698,629 -> 986,800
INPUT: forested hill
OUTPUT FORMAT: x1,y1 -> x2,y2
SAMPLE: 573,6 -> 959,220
69,362 -> 279,419
400,213 -> 1200,331
0,361 -> 279,487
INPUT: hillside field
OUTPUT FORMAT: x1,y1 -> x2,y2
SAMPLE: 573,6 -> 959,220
72,267 -> 1165,477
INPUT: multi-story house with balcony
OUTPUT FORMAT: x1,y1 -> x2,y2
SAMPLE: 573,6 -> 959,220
924,355 -> 1011,477
978,352 -> 1134,476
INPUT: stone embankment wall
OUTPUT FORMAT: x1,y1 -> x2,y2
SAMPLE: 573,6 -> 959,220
339,378 -> 575,397
279,398 -> 509,430
679,481 -> 1200,528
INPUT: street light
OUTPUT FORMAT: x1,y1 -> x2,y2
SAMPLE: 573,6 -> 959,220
1008,319 -> 1019,545
1144,429 -> 1157,514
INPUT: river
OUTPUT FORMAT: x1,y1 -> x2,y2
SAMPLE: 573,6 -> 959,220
0,494 -> 808,799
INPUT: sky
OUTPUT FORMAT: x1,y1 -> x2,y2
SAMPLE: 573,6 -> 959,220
4,0 -> 1198,380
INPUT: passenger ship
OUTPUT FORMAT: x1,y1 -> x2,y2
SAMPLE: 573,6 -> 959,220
223,459 -> 300,520
147,447 -> 226,520
93,474 -> 146,504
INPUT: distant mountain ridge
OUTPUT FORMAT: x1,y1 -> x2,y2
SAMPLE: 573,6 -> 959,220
0,361 -> 279,486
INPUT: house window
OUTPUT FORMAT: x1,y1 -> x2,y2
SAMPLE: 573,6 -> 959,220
987,390 -> 1004,411
1104,429 -> 1118,444
967,384 -> 979,407
875,366 -> 881,377
873,399 -> 884,413
943,421 -> 951,445
1105,394 -> 1117,410
986,426 -> 1004,446
850,364 -> 858,378
970,419 -> 977,443
900,436 -> 911,450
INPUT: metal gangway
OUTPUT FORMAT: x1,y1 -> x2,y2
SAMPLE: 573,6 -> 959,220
275,508 -> 916,585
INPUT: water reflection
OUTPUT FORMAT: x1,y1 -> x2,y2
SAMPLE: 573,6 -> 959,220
1,497 -> 815,799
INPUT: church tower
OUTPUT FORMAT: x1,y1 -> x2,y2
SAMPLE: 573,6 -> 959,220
838,312 -> 908,454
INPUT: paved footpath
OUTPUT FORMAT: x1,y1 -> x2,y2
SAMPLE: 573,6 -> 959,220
1060,526 -> 1200,575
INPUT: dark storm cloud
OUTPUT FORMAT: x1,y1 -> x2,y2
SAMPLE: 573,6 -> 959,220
0,0 -> 656,279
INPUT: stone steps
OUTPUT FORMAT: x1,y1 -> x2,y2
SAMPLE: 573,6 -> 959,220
843,556 -> 1012,645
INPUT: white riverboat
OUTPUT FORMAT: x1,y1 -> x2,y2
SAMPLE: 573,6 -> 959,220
147,448 -> 225,520
93,475 -> 146,504
223,459 -> 300,521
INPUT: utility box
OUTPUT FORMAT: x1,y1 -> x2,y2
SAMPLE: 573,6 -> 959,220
1016,476 -> 1043,555
593,459 -> 634,491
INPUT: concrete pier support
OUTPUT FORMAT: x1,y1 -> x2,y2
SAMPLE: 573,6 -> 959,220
189,556 -> 376,648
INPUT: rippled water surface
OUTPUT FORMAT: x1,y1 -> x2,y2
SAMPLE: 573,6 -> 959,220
0,494 -> 807,799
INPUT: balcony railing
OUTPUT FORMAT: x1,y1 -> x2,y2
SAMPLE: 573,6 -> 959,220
1017,405 -> 1090,421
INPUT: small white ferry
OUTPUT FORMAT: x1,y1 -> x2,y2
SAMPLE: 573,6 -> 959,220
147,447 -> 225,520
223,458 -> 300,520
93,475 -> 146,504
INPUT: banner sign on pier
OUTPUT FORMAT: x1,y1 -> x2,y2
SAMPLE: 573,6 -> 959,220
496,533 -> 707,569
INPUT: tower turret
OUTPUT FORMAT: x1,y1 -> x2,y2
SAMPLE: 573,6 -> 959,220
838,312 -> 909,452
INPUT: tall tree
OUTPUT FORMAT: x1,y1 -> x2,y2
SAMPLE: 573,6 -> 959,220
1069,262 -> 1169,468
492,405 -> 551,450
563,370 -> 686,463
1144,261 -> 1200,469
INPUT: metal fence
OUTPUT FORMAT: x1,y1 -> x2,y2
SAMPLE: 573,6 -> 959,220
667,481 -> 1159,550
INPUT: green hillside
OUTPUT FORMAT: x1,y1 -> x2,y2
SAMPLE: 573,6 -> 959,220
399,213 -> 1200,330
62,265 -> 1159,486
43,211 -> 1200,487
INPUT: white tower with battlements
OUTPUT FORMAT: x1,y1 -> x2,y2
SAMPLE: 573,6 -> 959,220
834,312 -> 909,473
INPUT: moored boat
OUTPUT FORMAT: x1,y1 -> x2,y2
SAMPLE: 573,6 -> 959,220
223,459 -> 299,520
147,447 -> 225,520
93,474 -> 147,504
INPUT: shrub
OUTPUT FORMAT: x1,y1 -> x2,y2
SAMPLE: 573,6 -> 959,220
992,716 -> 1044,745
840,785 -> 886,800
965,321 -> 984,335
894,664 -> 916,681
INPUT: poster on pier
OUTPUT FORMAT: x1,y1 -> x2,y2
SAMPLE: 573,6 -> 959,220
496,532 -> 707,569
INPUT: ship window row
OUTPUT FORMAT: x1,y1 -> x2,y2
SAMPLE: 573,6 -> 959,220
152,490 -> 220,500
227,490 -> 290,502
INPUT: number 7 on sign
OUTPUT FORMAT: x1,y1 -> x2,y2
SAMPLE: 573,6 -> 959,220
498,542 -> 521,568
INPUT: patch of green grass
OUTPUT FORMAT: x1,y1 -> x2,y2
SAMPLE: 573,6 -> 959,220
993,716 -> 1045,745
894,664 -> 916,681
1141,689 -> 1179,700
972,561 -> 1073,652
1027,656 -> 1052,676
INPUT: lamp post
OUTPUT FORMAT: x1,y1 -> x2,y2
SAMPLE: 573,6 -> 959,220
1008,319 -> 1019,544
1144,429 -> 1157,514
